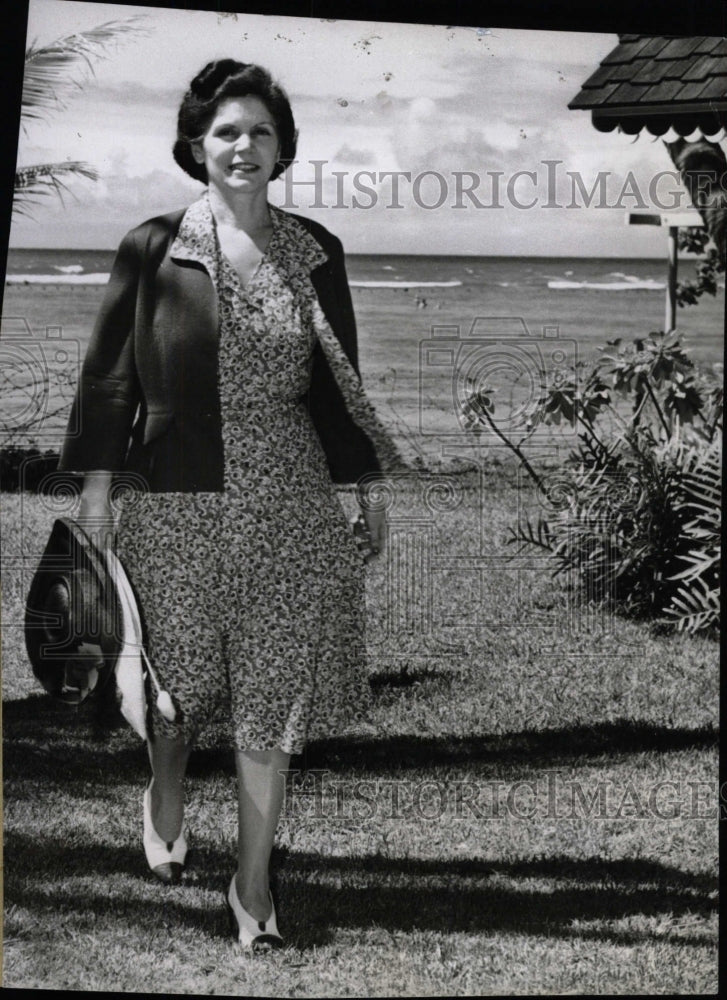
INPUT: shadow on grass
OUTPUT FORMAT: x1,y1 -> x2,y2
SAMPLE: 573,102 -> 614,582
368,666 -> 453,689
280,849 -> 717,949
2,831 -> 716,950
2,693 -> 719,784
300,721 -> 719,771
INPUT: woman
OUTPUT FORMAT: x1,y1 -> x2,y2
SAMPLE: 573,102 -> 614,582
58,59 -> 397,950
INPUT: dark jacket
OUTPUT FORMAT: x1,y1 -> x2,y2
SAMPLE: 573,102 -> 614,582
58,205 -> 381,491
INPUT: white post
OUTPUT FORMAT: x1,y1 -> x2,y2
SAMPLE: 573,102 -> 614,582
627,212 -> 703,334
665,225 -> 678,332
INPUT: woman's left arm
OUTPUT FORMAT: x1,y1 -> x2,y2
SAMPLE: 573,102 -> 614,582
323,237 -> 362,375
327,237 -> 389,559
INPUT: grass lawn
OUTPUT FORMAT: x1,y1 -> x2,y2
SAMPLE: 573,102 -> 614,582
1,470 -> 719,995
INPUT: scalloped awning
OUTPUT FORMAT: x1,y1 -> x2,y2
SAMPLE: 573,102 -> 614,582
569,34 -> 727,141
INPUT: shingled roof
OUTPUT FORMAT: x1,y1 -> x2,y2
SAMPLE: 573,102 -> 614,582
568,35 -> 727,136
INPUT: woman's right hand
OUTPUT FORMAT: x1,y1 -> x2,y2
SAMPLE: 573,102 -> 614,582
76,471 -> 115,552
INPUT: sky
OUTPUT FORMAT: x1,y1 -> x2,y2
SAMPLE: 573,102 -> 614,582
8,0 -> 705,255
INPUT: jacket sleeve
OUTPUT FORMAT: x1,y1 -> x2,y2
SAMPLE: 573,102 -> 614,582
308,236 -> 382,483
57,230 -> 142,473
325,236 -> 363,376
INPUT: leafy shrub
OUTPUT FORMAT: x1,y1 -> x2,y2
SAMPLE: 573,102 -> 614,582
0,445 -> 60,492
676,227 -> 725,308
461,331 -> 721,634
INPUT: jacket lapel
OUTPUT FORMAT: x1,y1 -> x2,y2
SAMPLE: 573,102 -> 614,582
169,192 -> 221,283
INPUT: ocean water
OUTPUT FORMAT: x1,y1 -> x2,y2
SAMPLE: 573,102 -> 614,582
4,248 -> 723,357
2,247 -> 720,293
2,249 -> 723,458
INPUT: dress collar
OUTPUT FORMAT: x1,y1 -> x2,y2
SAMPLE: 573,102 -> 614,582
169,189 -> 329,279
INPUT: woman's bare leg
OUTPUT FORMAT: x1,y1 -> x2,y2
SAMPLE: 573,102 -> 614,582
147,735 -> 193,841
234,747 -> 290,922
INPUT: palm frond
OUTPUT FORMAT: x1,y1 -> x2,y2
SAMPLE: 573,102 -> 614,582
13,162 -> 99,217
506,514 -> 554,555
22,16 -> 149,129
660,576 -> 721,633
667,546 -> 721,582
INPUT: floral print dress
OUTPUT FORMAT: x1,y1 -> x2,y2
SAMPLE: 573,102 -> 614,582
116,192 -> 390,754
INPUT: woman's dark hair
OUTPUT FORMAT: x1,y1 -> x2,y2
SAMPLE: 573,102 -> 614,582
173,60 -> 298,183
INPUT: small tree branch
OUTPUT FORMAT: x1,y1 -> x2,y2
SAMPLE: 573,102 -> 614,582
475,405 -> 544,490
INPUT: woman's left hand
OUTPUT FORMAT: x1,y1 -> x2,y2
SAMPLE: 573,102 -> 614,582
361,506 -> 387,561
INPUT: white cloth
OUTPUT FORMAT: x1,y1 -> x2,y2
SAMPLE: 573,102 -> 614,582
106,548 -> 147,740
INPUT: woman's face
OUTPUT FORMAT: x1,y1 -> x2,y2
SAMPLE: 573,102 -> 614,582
192,95 -> 280,196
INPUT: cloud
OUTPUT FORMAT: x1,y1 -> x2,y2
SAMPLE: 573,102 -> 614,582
11,8 -> 665,255
333,143 -> 377,165
10,158 -> 200,248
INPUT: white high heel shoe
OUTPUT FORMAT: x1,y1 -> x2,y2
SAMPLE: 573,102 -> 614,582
227,875 -> 283,951
143,779 -> 187,884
